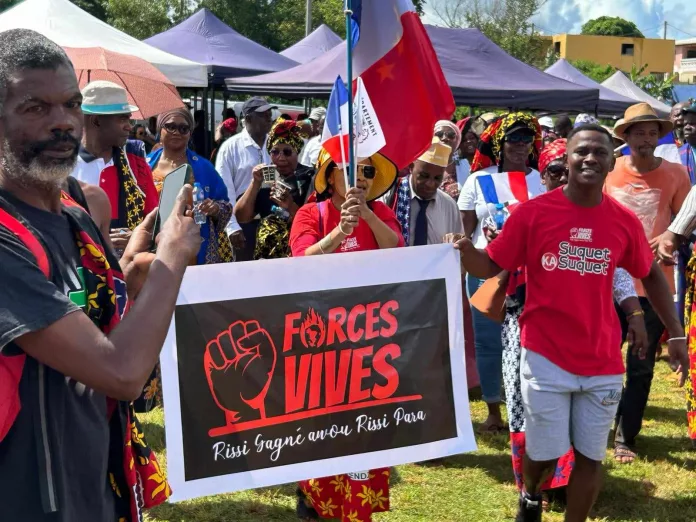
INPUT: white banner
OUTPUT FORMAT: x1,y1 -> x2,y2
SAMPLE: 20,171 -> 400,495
160,244 -> 476,502
353,76 -> 386,159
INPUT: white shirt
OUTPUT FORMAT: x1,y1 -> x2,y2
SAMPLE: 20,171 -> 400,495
214,128 -> 270,203
299,135 -> 322,168
407,177 -> 464,246
655,143 -> 681,164
457,167 -> 544,248
70,155 -> 113,186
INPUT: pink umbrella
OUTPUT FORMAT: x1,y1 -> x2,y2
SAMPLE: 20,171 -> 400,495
64,47 -> 185,119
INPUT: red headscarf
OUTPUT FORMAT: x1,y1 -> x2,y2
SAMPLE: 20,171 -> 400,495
470,113 -> 542,173
222,118 -> 237,134
538,139 -> 567,175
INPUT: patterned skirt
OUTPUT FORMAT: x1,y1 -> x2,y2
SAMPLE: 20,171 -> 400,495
502,303 -> 575,490
298,469 -> 390,521
681,254 -> 696,440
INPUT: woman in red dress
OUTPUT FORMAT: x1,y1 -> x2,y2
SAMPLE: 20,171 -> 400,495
290,148 -> 403,521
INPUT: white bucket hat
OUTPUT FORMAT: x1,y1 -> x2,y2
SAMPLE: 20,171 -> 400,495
81,80 -> 138,115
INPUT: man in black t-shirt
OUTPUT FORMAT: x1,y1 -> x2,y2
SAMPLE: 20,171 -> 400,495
0,29 -> 201,521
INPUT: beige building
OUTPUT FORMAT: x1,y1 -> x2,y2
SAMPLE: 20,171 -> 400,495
675,38 -> 696,83
542,34 -> 675,76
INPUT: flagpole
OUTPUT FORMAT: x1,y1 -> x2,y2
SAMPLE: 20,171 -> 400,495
345,0 -> 355,187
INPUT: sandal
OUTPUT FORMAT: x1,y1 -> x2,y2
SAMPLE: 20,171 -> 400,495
477,420 -> 508,434
614,443 -> 637,464
296,488 -> 319,521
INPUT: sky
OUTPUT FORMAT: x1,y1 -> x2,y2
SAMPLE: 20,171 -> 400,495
423,0 -> 696,41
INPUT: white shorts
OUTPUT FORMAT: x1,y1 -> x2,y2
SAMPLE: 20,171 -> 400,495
520,348 -> 623,462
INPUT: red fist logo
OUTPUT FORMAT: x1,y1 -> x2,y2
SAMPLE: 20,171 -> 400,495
204,320 -> 277,423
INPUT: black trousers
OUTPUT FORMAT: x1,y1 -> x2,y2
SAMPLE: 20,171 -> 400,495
614,297 -> 665,446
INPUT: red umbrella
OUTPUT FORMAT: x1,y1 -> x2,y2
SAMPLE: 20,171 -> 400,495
64,47 -> 185,119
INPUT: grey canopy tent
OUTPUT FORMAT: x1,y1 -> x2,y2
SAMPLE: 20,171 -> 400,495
544,59 -> 634,115
601,71 -> 671,116
227,26 -> 600,112
280,24 -> 343,64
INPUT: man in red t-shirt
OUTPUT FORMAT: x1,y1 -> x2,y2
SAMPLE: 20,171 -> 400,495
452,125 -> 689,522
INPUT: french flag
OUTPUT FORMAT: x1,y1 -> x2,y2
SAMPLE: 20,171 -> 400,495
321,77 -> 351,164
349,0 -> 454,169
477,172 -> 529,209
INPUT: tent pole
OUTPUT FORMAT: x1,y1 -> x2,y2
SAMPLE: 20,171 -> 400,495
209,85 -> 216,158
202,86 -> 209,156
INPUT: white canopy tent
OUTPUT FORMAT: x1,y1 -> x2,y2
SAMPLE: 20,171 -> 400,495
0,0 -> 207,87
601,71 -> 671,116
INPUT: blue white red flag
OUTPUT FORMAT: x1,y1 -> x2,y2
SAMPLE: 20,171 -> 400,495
476,172 -> 529,208
321,76 -> 351,165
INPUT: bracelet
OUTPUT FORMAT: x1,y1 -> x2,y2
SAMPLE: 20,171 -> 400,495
667,336 -> 687,342
627,310 -> 644,319
318,234 -> 332,255
338,223 -> 351,236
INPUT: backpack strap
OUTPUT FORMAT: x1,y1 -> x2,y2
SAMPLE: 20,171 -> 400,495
0,207 -> 50,277
0,206 -> 51,444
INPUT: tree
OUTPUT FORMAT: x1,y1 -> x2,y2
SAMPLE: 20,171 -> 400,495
581,16 -> 645,38
570,59 -> 616,83
630,64 -> 676,103
432,0 -> 546,67
106,0 -> 176,39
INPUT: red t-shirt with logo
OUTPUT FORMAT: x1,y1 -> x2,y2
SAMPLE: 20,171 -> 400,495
290,200 -> 405,257
486,188 -> 653,376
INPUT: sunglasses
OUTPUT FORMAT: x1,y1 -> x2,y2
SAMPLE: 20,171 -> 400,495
545,163 -> 569,179
358,164 -> 376,179
435,130 -> 457,140
506,133 -> 534,145
270,147 -> 294,157
163,123 -> 191,135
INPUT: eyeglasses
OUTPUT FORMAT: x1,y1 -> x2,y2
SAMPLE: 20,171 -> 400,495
270,147 -> 294,157
506,134 -> 534,145
435,130 -> 457,140
163,123 -> 191,135
358,164 -> 376,179
545,163 -> 569,179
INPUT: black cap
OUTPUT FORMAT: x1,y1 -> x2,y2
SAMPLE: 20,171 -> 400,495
242,97 -> 276,117
504,121 -> 536,137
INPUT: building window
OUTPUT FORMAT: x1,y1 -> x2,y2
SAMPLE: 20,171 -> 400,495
687,49 -> 696,59
621,43 -> 634,56
554,42 -> 561,54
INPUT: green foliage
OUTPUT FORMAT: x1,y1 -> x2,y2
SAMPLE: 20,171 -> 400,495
630,63 -> 676,103
581,16 -> 645,38
106,0 -> 174,40
570,59 -> 616,83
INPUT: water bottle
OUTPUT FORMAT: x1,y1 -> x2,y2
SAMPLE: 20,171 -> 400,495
494,203 -> 506,231
193,182 -> 206,225
270,204 -> 290,221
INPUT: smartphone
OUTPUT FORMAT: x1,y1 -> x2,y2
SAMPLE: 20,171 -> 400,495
152,164 -> 191,246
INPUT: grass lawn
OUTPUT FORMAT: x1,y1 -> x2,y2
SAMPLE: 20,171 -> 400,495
142,356 -> 696,522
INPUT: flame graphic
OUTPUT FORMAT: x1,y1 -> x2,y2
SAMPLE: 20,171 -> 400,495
300,308 -> 327,349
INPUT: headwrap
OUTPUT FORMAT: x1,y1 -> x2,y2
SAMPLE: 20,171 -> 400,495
309,107 -> 327,121
456,117 -> 485,137
470,112 -> 542,173
266,118 -> 307,154
156,107 -> 194,133
538,138 -> 567,175
574,113 -> 599,127
434,120 -> 461,152
222,118 -> 237,134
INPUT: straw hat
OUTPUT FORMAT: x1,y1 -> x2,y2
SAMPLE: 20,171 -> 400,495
613,103 -> 673,139
81,81 -> 138,115
314,149 -> 397,202
417,138 -> 451,168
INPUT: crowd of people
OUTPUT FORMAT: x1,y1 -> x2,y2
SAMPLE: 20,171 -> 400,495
1,27 -> 696,522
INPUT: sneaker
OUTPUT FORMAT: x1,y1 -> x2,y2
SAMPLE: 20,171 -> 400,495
515,492 -> 542,522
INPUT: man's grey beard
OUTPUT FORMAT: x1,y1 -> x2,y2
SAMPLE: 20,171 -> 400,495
1,139 -> 76,191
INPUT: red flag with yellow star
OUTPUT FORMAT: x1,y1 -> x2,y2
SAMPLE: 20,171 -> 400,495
351,0 -> 455,169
